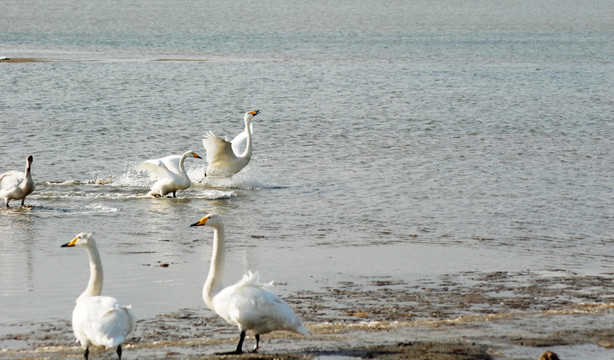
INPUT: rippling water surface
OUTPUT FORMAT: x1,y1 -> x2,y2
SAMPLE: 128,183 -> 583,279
1,0 -> 613,358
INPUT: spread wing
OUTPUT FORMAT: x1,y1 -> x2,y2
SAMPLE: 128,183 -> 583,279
202,131 -> 238,166
137,159 -> 173,180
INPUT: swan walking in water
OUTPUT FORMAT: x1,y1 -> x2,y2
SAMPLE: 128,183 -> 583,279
61,232 -> 135,360
0,155 -> 35,207
137,151 -> 202,197
202,110 -> 259,178
191,214 -> 309,354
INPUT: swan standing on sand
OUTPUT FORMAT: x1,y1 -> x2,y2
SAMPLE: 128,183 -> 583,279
0,155 -> 35,207
202,110 -> 259,178
191,214 -> 309,354
61,232 -> 135,360
137,151 -> 202,197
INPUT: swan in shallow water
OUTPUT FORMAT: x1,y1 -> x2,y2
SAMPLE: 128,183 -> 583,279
137,151 -> 202,197
191,214 -> 309,354
61,232 -> 135,360
202,110 -> 259,178
0,154 -> 35,207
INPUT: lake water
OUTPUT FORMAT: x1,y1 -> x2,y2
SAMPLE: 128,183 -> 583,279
1,0 -> 613,359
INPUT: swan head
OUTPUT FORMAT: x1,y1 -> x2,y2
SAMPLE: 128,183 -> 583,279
190,214 -> 223,228
185,151 -> 203,159
61,232 -> 95,249
26,155 -> 33,164
244,110 -> 260,123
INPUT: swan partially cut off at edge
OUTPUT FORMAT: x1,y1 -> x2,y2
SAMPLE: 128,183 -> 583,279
62,232 -> 135,360
202,110 -> 259,178
137,151 -> 202,197
191,214 -> 308,354
0,155 -> 35,207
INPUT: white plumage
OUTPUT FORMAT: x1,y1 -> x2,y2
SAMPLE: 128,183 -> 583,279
0,154 -> 35,207
202,110 -> 259,178
137,151 -> 202,197
191,214 -> 308,354
62,232 -> 135,360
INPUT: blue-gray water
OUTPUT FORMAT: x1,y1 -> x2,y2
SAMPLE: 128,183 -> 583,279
1,1 -> 613,359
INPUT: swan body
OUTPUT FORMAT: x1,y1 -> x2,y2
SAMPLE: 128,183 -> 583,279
0,155 -> 34,207
191,214 -> 308,354
137,151 -> 202,197
202,110 -> 259,178
62,232 -> 135,360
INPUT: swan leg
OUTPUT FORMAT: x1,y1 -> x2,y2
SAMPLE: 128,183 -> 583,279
216,330 -> 245,355
250,334 -> 260,353
20,199 -> 25,206
117,344 -> 122,359
84,347 -> 89,359
172,191 -> 176,198
234,330 -> 246,354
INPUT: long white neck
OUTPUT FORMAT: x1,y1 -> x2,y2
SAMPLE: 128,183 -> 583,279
178,153 -> 189,174
77,243 -> 104,302
239,120 -> 253,160
203,223 -> 225,310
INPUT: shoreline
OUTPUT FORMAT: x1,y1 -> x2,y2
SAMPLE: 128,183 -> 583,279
2,302 -> 612,359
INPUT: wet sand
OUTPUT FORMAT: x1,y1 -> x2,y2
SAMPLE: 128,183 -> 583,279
2,270 -> 613,359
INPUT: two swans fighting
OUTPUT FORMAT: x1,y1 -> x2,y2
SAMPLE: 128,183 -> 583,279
61,233 -> 135,360
202,110 -> 259,178
0,154 -> 35,207
191,214 -> 309,353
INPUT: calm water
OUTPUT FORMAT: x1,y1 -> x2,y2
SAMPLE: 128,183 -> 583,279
1,0 -> 613,358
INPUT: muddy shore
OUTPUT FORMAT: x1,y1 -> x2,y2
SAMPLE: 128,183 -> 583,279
2,269 -> 613,359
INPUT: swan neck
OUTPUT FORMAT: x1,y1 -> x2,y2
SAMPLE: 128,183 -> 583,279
78,244 -> 104,301
203,224 -> 225,309
240,121 -> 253,159
178,153 -> 188,173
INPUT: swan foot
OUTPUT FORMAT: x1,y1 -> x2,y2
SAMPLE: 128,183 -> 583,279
83,347 -> 89,359
117,344 -> 122,360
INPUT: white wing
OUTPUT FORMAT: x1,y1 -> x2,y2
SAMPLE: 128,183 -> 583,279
137,159 -> 174,180
73,296 -> 135,349
0,171 -> 23,190
213,271 -> 308,335
158,154 -> 183,174
202,131 -> 237,166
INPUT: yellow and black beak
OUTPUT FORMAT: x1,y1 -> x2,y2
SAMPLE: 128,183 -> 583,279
190,216 -> 210,227
61,236 -> 79,248
193,153 -> 203,159
250,110 -> 260,116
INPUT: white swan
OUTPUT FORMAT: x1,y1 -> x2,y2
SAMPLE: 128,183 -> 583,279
202,110 -> 259,178
0,154 -> 35,207
137,151 -> 202,197
61,232 -> 135,360
191,214 -> 309,354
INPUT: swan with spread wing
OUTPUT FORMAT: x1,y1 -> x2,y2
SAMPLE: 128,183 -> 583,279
202,110 -> 259,178
137,151 -> 202,197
